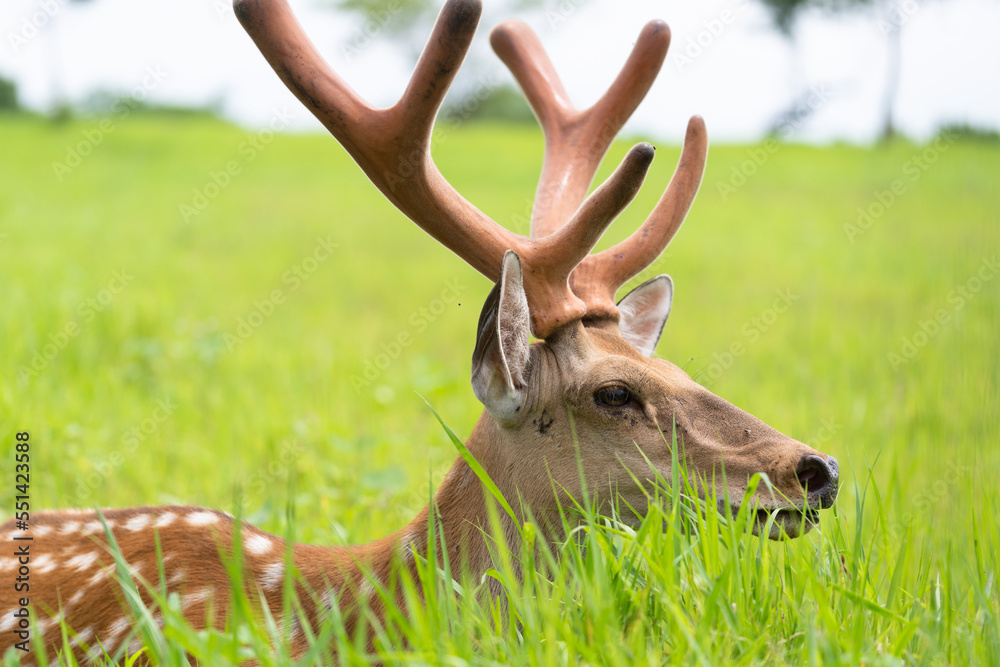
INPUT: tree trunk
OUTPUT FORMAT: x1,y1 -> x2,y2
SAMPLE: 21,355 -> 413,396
879,3 -> 902,142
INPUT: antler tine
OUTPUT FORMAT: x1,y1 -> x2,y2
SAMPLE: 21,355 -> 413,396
525,142 -> 655,331
490,19 -> 670,238
394,0 -> 481,138
570,116 -> 709,321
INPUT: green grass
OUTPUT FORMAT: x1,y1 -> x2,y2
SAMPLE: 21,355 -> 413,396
1,114 -> 998,664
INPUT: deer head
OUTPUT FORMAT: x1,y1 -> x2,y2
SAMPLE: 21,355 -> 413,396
234,0 -> 838,541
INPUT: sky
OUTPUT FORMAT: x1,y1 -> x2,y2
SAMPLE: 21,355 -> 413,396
1,0 -> 999,144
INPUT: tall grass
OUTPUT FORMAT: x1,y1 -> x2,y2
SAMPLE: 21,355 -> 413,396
1,116 -> 997,664
8,422 -> 999,665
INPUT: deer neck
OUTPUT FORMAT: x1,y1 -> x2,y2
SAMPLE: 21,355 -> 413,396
310,416 -> 523,609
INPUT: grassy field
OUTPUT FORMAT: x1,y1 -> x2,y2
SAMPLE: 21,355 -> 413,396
1,114 -> 998,664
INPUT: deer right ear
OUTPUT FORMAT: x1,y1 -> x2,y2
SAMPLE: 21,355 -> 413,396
617,275 -> 673,357
472,251 -> 531,423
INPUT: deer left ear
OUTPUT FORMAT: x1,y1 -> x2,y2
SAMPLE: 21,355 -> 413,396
617,275 -> 673,358
472,251 -> 531,423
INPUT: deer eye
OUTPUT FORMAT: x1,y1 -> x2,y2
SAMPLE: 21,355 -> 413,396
595,384 -> 631,407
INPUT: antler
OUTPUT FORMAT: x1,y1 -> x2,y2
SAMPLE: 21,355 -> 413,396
235,0 -> 706,335
234,0 -> 658,338
490,19 -> 709,321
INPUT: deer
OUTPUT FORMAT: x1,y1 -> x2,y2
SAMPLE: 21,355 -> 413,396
0,0 -> 840,663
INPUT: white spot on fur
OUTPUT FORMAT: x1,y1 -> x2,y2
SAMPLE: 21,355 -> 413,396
182,588 -> 212,610
125,514 -> 151,532
38,611 -> 64,633
168,568 -> 187,585
68,589 -> 86,607
261,561 -> 284,590
34,524 -> 53,537
60,521 -> 82,535
127,637 -> 143,655
319,589 -> 339,620
108,617 -> 130,639
245,533 -> 273,556
0,612 -> 17,632
186,511 -> 218,526
88,569 -> 108,587
67,552 -> 100,572
402,528 -> 423,556
70,625 -> 94,647
155,512 -> 177,528
83,519 -> 113,534
33,554 -> 56,575
280,614 -> 302,640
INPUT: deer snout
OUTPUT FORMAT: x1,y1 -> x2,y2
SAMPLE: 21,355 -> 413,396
795,454 -> 839,508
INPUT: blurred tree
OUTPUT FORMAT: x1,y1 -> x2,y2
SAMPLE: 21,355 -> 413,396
329,0 -> 549,123
756,0 -> 925,142
936,122 -> 1000,144
47,0 -> 99,119
334,0 -> 440,58
332,0 -> 541,48
0,75 -> 19,112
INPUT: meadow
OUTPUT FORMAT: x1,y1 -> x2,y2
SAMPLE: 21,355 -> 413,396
1,113 -> 998,664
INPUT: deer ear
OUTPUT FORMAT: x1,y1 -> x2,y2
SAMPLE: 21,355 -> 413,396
617,275 -> 673,358
472,250 -> 531,422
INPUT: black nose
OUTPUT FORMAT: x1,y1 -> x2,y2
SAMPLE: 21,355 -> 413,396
796,454 -> 839,508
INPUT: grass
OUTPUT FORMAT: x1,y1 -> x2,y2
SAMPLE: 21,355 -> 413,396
0,114 -> 998,664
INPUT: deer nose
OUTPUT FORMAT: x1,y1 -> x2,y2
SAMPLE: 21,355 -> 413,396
796,454 -> 839,508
